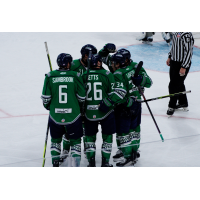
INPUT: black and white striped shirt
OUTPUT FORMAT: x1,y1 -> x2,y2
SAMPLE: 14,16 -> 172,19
168,32 -> 194,68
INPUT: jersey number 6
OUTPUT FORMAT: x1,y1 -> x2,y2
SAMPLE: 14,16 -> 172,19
59,85 -> 68,103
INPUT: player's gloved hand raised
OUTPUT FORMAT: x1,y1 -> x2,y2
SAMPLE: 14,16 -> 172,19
131,75 -> 143,86
103,43 -> 116,53
98,97 -> 114,113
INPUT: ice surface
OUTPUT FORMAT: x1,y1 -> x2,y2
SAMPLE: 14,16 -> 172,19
0,32 -> 200,167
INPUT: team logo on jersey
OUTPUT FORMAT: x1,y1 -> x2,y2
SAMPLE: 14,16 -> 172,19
126,68 -> 129,70
93,115 -> 96,119
60,72 -> 66,74
61,119 -> 65,122
177,33 -> 181,38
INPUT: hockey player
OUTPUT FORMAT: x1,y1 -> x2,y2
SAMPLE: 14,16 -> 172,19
82,54 -> 126,167
70,44 -> 97,75
136,32 -> 172,45
41,53 -> 86,167
64,44 -> 97,155
161,32 -> 172,45
99,45 -> 153,166
109,53 -> 140,166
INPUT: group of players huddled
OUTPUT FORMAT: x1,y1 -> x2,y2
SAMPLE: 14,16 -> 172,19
41,43 -> 153,167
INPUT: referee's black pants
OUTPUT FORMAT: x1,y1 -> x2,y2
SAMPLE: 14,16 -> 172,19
168,60 -> 190,108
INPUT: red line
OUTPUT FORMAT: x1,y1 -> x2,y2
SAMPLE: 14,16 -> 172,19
0,113 -> 48,119
194,45 -> 200,49
0,109 -> 13,117
0,112 -> 199,121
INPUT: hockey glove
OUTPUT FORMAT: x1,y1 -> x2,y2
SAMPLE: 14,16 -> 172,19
103,43 -> 116,53
131,75 -> 143,87
115,97 -> 134,117
128,97 -> 141,117
43,103 -> 50,111
121,97 -> 141,117
99,97 -> 114,113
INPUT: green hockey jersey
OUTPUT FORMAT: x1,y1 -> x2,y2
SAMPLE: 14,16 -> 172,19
70,59 -> 87,75
99,49 -> 153,100
82,68 -> 125,121
41,69 -> 86,125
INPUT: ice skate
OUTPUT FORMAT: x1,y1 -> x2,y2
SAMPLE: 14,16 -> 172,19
101,157 -> 113,167
53,160 -> 59,167
142,41 -> 153,45
116,157 -> 134,167
132,151 -> 140,164
87,157 -> 96,167
175,104 -> 189,112
167,107 -> 175,118
113,149 -> 124,162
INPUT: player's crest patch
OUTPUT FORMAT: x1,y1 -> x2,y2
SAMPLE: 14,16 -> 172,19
93,115 -> 96,119
61,119 -> 65,122
186,37 -> 190,43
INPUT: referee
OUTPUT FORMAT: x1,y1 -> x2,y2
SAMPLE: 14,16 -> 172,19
166,32 -> 194,116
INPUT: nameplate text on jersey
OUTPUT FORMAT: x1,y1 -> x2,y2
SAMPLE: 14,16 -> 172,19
52,77 -> 74,83
87,105 -> 99,110
55,108 -> 72,113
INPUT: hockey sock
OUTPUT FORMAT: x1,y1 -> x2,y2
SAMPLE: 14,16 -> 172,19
62,134 -> 70,151
51,137 -> 62,164
117,133 -> 132,158
102,134 -> 113,163
70,138 -> 81,157
85,135 -> 96,162
130,125 -> 141,152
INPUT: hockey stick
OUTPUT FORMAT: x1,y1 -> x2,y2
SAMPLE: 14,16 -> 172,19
139,90 -> 191,103
133,61 -> 164,142
42,42 -> 53,167
85,49 -> 92,86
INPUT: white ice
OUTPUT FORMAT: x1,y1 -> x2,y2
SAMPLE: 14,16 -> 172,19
0,32 -> 200,167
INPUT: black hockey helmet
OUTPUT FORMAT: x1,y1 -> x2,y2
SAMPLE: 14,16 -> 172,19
111,53 -> 126,67
57,53 -> 73,68
91,54 -> 102,68
81,44 -> 97,57
117,48 -> 131,60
